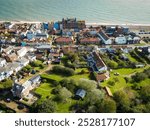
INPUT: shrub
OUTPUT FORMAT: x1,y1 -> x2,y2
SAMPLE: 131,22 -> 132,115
52,66 -> 75,76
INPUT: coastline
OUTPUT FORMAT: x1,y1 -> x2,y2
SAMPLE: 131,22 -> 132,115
1,20 -> 150,30
1,20 -> 150,26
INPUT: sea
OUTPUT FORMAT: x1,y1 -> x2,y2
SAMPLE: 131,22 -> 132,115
0,0 -> 150,24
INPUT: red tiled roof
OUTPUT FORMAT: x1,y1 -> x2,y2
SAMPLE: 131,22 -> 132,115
80,37 -> 100,43
96,73 -> 108,81
55,37 -> 73,43
62,46 -> 78,54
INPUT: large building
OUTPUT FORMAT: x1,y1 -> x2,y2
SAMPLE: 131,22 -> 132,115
62,18 -> 86,30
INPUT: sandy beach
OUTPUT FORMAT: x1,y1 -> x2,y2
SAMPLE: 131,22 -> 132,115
1,20 -> 150,31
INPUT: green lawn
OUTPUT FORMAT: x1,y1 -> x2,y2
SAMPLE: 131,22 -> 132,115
126,54 -> 138,63
101,72 -> 127,93
57,99 -> 77,113
41,74 -> 64,81
112,68 -> 145,75
41,68 -> 90,82
34,83 -> 54,100
101,67 -> 149,93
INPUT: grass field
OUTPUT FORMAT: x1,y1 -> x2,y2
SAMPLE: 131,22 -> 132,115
34,68 -> 90,112
34,83 -> 54,100
101,67 -> 149,93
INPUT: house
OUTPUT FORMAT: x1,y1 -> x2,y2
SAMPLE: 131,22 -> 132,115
62,18 -> 86,30
133,36 -> 141,44
135,63 -> 145,68
107,48 -> 116,54
104,86 -> 113,97
43,22 -> 49,30
2,46 -> 14,55
17,57 -> 29,67
75,89 -> 86,99
62,46 -> 78,54
3,66 -> 13,78
11,83 -> 24,98
115,35 -> 127,44
0,58 -> 7,67
35,32 -> 49,39
0,65 -> 14,81
120,54 -> 128,61
16,47 -> 27,58
97,30 -> 112,44
11,81 -> 32,98
26,31 -> 34,40
79,37 -> 100,44
5,53 -> 18,62
25,53 -> 36,62
142,47 -> 150,55
29,75 -> 41,86
96,73 -> 109,82
7,62 -> 22,73
87,51 -> 107,73
106,27 -> 116,36
54,37 -> 73,45
36,44 -> 51,52
11,75 -> 41,98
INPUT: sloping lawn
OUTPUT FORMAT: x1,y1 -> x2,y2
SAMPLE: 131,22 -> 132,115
41,68 -> 91,82
101,72 -> 127,93
112,68 -> 145,75
126,54 -> 138,63
101,67 -> 149,93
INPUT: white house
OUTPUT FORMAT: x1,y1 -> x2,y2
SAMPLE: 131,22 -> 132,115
4,67 -> 13,78
0,58 -> 7,67
16,47 -> 27,58
17,57 -> 29,67
12,75 -> 41,98
25,54 -> 36,62
97,30 -> 112,45
7,62 -> 22,73
87,51 -> 107,73
115,35 -> 127,44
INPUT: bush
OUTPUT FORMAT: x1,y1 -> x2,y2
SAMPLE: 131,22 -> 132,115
52,66 -> 75,76
107,80 -> 115,86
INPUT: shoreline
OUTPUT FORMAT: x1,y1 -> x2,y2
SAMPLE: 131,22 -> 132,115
0,20 -> 150,27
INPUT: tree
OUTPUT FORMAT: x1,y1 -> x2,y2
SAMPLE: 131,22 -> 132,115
2,79 -> 13,89
140,86 -> 150,103
132,72 -> 148,82
33,99 -> 57,113
131,104 -> 146,113
107,60 -> 118,68
56,87 -> 72,103
77,79 -> 97,92
85,89 -> 104,106
52,66 -> 75,76
107,80 -> 115,86
99,98 -> 117,113
113,90 -> 131,112
60,78 -> 77,93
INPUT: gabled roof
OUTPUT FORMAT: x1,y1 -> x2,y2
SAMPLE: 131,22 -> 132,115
98,30 -> 109,41
55,37 -> 73,43
29,75 -> 41,84
92,51 -> 106,68
76,89 -> 86,99
96,73 -> 108,81
80,37 -> 100,43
